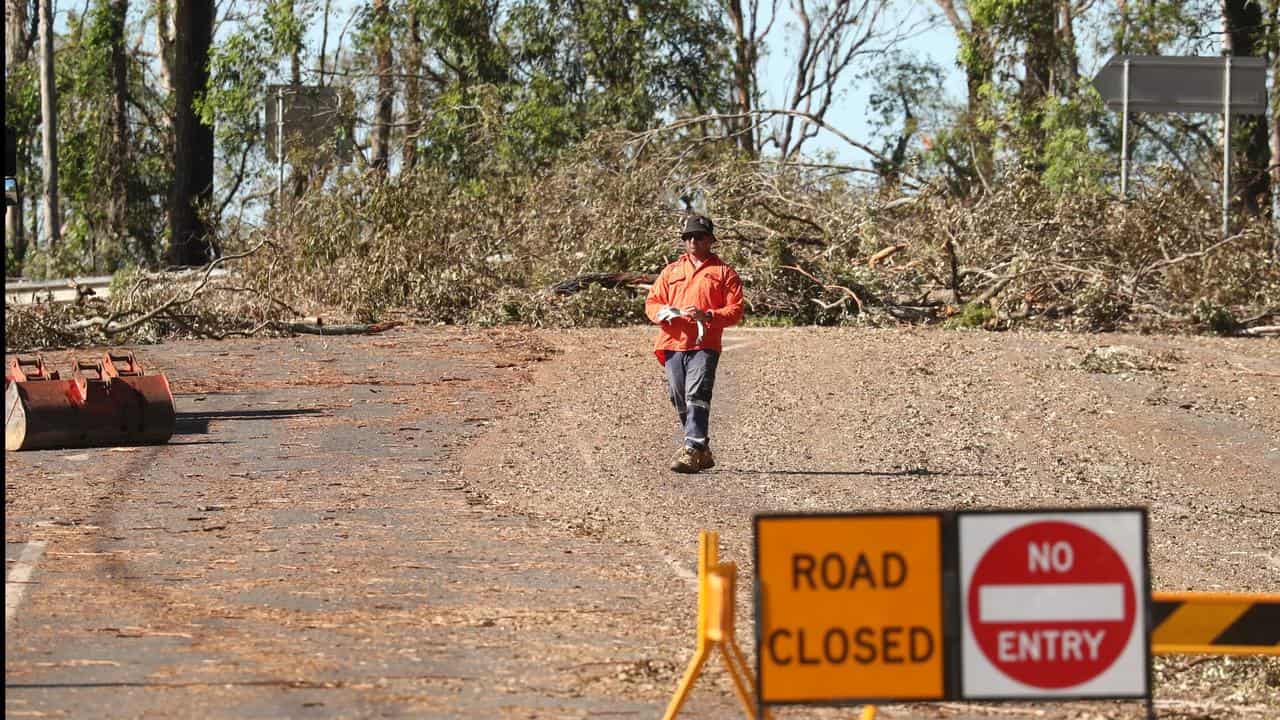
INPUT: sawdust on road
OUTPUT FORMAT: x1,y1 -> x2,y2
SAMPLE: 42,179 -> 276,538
5,324 -> 1279,719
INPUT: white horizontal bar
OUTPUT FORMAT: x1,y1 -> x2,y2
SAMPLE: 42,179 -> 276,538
979,583 -> 1125,622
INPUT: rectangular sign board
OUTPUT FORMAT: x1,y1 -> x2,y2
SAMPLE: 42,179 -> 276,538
754,512 -> 945,705
1091,55 -> 1267,114
754,507 -> 1151,708
958,509 -> 1150,700
265,84 -> 351,162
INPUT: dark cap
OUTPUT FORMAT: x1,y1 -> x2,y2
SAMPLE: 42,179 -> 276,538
681,214 -> 714,238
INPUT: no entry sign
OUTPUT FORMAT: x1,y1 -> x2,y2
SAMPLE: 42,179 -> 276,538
959,510 -> 1149,699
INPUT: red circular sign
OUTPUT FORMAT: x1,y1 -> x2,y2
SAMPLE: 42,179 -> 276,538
968,521 -> 1135,689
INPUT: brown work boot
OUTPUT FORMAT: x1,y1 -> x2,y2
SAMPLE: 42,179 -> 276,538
694,447 -> 715,470
670,446 -> 700,473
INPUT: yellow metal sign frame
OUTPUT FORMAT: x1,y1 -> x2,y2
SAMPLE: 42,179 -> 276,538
663,531 -> 768,720
661,531 -> 881,720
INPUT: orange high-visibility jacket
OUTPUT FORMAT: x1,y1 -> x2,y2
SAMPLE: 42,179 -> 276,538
645,253 -> 744,364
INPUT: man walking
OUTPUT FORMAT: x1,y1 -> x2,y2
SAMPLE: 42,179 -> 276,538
645,214 -> 744,473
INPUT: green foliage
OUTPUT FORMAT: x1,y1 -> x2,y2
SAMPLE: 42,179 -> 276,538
862,53 -> 947,186
4,62 -> 41,275
1114,0 -> 1213,53
943,303 -> 996,330
408,0 -> 731,180
1038,94 -> 1109,193
1192,298 -> 1238,335
8,0 -> 1280,354
31,1 -> 170,276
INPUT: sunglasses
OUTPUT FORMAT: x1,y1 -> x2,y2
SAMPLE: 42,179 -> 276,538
682,233 -> 712,242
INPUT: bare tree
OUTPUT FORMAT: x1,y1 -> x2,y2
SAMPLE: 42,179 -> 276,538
402,8 -> 423,172
1270,1 -> 1280,222
773,0 -> 907,160
284,0 -> 309,199
154,0 -> 176,102
318,0 -> 331,83
722,0 -> 777,156
37,0 -> 60,251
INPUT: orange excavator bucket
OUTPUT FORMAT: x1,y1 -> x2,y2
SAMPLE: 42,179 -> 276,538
5,351 -> 176,451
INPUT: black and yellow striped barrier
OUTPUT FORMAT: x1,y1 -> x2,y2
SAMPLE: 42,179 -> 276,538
1151,592 -> 1280,655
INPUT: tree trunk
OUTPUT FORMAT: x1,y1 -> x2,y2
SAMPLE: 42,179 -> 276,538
1057,1 -> 1079,94
107,0 -> 130,267
937,0 -> 994,189
287,0 -> 308,199
6,0 -> 35,65
318,0 -> 331,83
1223,0 -> 1270,215
37,0 -> 60,251
402,11 -> 422,172
369,0 -> 393,173
1021,0 -> 1055,104
155,0 -> 176,104
1271,16 -> 1280,223
964,27 -> 995,185
165,0 -> 215,266
5,0 -> 32,269
724,0 -> 757,157
1019,0 -> 1056,162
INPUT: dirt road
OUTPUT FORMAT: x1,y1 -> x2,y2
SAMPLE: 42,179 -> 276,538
5,325 -> 1279,718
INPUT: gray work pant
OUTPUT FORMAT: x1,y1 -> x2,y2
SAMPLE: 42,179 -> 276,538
663,349 -> 720,450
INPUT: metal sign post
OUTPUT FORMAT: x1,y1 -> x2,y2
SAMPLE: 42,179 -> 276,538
1222,57 -> 1231,240
276,87 -> 285,210
1121,59 -> 1130,198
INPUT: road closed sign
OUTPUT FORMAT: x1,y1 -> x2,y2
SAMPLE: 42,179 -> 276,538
958,509 -> 1150,699
755,513 -> 944,705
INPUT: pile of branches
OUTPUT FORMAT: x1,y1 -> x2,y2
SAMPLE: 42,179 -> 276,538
245,130 -> 1276,333
5,256 -> 290,351
4,240 -> 402,352
7,130 -> 1278,351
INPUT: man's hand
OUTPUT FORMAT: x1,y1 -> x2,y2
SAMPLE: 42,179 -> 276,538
657,306 -> 682,323
682,306 -> 710,322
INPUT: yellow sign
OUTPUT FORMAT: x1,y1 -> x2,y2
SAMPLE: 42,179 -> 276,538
756,513 -> 945,704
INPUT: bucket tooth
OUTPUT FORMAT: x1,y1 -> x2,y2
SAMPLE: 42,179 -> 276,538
6,355 -> 59,385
